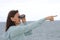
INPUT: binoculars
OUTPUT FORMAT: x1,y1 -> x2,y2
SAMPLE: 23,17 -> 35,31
18,14 -> 25,19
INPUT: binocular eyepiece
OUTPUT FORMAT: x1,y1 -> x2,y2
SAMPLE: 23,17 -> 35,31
18,14 -> 25,19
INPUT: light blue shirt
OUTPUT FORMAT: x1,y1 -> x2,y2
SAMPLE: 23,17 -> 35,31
3,18 -> 46,40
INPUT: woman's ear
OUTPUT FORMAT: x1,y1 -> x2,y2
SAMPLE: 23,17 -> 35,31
11,17 -> 16,22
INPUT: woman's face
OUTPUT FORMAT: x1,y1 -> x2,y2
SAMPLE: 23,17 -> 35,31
11,13 -> 21,25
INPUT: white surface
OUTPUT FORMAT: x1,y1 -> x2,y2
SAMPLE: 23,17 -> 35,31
0,0 -> 60,22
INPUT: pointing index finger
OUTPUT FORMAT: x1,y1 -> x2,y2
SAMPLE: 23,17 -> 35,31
53,15 -> 58,17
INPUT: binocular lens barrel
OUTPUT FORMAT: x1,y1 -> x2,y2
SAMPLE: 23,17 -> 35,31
18,14 -> 25,19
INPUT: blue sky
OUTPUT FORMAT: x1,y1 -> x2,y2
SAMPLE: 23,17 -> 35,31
0,0 -> 60,22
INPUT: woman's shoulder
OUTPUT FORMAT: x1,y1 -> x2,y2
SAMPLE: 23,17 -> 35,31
7,26 -> 15,32
7,25 -> 22,32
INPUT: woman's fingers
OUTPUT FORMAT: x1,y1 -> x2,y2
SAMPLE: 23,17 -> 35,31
46,15 -> 57,21
22,17 -> 26,23
49,16 -> 54,21
52,15 -> 57,17
50,15 -> 57,21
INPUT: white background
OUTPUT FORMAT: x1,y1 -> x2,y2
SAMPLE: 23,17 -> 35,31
0,0 -> 60,22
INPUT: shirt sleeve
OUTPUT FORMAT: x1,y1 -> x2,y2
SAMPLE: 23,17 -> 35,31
9,18 -> 46,37
2,32 -> 10,40
23,18 -> 46,32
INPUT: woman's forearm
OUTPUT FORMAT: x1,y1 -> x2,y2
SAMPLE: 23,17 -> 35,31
23,18 -> 46,32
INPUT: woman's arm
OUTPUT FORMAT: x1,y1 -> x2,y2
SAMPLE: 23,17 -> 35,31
23,18 -> 46,32
9,16 -> 56,37
9,18 -> 46,37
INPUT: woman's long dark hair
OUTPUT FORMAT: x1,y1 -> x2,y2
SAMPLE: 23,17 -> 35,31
6,10 -> 18,32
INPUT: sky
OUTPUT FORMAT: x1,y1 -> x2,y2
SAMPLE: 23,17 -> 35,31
0,0 -> 60,22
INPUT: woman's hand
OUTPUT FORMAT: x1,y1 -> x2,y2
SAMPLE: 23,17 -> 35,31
21,14 -> 26,23
45,15 -> 57,21
21,17 -> 26,23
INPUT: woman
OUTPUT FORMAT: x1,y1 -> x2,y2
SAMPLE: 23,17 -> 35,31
4,10 -> 55,40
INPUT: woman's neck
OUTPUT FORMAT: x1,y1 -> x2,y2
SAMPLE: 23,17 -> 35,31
15,23 -> 20,26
